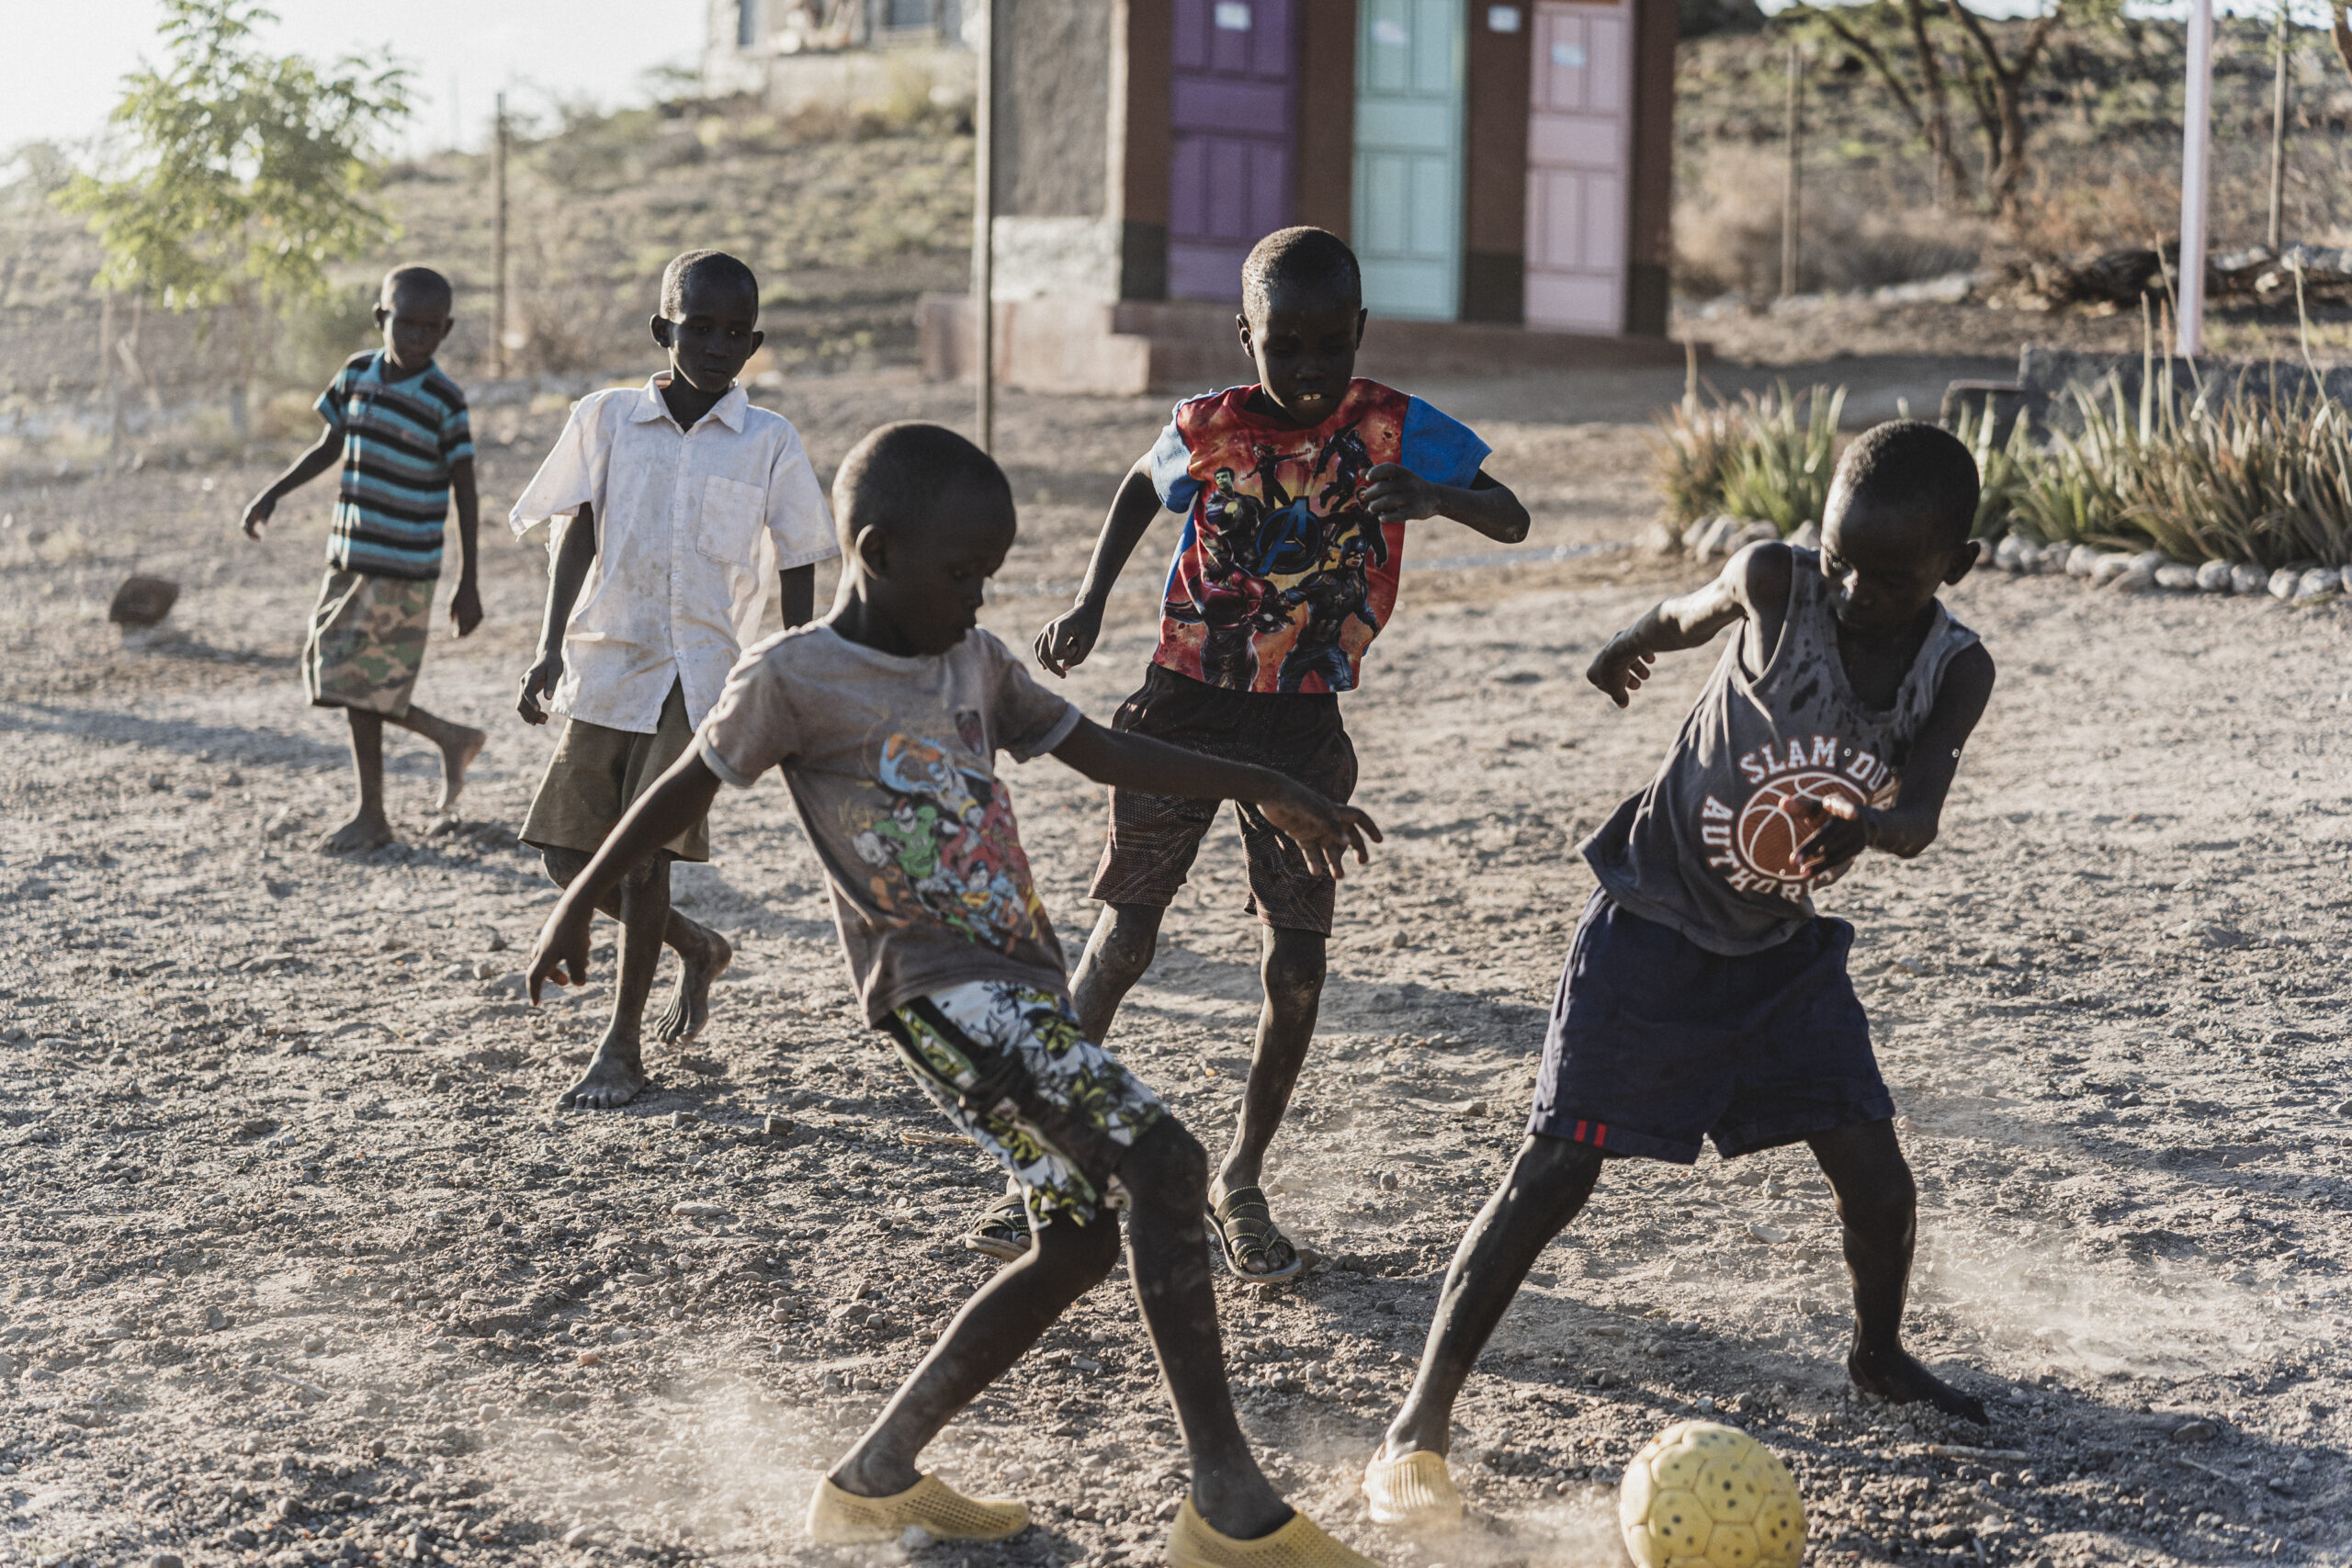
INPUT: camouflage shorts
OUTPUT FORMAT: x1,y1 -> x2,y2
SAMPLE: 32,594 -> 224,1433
882,982 -> 1166,1229
303,569 -> 433,716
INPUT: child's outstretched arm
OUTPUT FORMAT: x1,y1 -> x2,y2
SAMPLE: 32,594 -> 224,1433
519,507 -> 596,724
448,457 -> 483,637
1051,716 -> 1379,877
1586,542 -> 1781,705
240,422 -> 342,537
1799,642 -> 1996,871
1035,460 -> 1158,676
524,752 -> 724,998
1359,467 -> 1528,544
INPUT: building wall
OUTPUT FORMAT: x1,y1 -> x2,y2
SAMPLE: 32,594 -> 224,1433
1463,3 -> 1532,322
993,0 -> 1114,218
1625,0 -> 1675,335
1294,0 -> 1358,239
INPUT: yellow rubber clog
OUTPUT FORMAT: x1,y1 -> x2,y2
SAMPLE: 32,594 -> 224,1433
805,1473 -> 1029,1544
1167,1499 -> 1385,1568
1360,1449 -> 1464,1530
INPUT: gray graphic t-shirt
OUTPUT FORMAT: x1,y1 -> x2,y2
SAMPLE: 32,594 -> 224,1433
696,625 -> 1082,1021
1580,550 -> 1980,955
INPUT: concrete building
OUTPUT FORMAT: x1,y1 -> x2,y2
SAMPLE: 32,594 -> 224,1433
703,1 -> 974,111
919,0 -> 1684,394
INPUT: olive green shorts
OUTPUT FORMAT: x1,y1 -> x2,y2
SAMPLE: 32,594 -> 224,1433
520,680 -> 710,863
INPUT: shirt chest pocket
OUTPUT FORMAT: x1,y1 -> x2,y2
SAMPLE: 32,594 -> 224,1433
695,476 -> 767,567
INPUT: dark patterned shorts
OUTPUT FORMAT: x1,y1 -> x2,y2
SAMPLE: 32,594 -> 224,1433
882,982 -> 1165,1228
1088,664 -> 1357,934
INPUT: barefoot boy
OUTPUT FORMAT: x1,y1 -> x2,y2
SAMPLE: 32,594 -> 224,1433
242,265 -> 485,854
1362,421 -> 1997,1529
525,423 -> 1385,1566
509,249 -> 836,1110
1020,226 -> 1529,1279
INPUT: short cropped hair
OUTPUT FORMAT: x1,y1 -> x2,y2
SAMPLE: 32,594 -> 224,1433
832,422 -> 1012,545
660,249 -> 760,318
379,265 -> 452,311
1241,226 -> 1362,322
1832,420 -> 1979,547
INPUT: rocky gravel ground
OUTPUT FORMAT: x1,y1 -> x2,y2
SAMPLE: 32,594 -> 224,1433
2,369 -> 2350,1568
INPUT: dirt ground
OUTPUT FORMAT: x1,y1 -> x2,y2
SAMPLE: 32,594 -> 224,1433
3,357 -> 2351,1568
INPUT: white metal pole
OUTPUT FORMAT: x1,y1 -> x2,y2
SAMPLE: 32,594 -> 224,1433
972,0 -> 996,453
2178,0 -> 2215,358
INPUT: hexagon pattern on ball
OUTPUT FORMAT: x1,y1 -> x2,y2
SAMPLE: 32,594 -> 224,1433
1619,1421 -> 1805,1568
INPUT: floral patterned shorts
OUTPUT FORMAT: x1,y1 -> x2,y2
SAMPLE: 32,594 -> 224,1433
882,981 -> 1165,1229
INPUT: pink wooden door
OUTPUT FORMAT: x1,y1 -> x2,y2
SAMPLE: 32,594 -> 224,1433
1523,0 -> 1632,332
1169,0 -> 1298,301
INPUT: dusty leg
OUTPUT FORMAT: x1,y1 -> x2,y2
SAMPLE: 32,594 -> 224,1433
319,709 -> 395,853
649,907 -> 730,1045
555,857 -> 669,1110
541,847 -> 730,1046
830,1206 -> 1119,1497
1068,903 -> 1164,1042
385,703 -> 487,814
1381,1135 -> 1603,1461
1807,1119 -> 1987,1423
1121,1119 -> 1292,1540
1207,926 -> 1324,1273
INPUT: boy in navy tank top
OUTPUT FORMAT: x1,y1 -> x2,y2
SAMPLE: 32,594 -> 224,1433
1362,423 -> 2000,1529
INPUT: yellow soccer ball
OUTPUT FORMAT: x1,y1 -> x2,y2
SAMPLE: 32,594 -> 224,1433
1618,1420 -> 1805,1568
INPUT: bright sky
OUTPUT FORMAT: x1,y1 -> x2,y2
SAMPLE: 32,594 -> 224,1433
0,0 -> 707,164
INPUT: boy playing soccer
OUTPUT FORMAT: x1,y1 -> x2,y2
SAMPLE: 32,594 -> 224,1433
1020,226 -> 1529,1279
1361,421 -> 1997,1530
509,249 -> 837,1111
524,423 -> 1386,1567
241,265 -> 485,854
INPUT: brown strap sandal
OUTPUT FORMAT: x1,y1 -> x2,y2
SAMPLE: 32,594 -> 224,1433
1208,1185 -> 1305,1283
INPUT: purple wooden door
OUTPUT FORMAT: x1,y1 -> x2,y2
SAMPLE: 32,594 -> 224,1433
1168,0 -> 1298,301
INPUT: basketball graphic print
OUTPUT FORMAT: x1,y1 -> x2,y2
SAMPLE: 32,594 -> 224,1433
1733,772 -> 1860,882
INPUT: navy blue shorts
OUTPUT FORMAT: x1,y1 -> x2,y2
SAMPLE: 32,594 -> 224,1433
1527,890 -> 1894,1164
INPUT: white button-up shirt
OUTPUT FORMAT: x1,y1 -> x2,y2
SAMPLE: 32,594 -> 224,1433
509,378 -> 838,734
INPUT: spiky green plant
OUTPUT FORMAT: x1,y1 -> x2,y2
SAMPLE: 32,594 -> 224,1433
1650,381 -> 1844,535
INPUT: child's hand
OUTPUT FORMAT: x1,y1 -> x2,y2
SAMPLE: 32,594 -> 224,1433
449,579 -> 483,638
517,649 -> 564,724
1796,791 -> 1873,874
525,898 -> 596,1003
1258,784 -> 1383,879
241,493 -> 277,538
1361,463 -> 1442,525
1587,632 -> 1656,707
1035,603 -> 1105,677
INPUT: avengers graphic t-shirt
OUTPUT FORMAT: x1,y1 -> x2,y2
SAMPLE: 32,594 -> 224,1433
1579,550 -> 1981,955
1146,378 -> 1489,694
695,625 -> 1082,1021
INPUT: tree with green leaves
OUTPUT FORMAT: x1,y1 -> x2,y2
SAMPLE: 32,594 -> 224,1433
58,0 -> 413,433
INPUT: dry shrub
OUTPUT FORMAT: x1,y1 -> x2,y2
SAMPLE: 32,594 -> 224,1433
1653,379 -> 1844,530
1674,145 -> 1988,298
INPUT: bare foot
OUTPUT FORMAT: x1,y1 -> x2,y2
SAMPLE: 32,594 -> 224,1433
317,812 -> 395,855
1849,1346 -> 1988,1423
558,1037 -> 647,1111
435,726 -> 487,815
651,928 -> 732,1044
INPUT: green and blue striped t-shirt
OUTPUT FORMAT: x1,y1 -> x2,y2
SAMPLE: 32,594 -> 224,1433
314,351 -> 475,581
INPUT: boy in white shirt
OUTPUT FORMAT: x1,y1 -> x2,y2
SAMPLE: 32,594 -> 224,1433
509,250 -> 838,1110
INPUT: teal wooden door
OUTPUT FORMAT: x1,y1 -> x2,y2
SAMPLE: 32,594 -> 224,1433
1353,0 -> 1466,320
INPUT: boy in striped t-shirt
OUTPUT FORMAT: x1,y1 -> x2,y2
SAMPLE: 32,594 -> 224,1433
243,265 -> 487,855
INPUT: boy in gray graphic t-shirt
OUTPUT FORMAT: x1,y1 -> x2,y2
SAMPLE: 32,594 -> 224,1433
1361,422 -> 2000,1530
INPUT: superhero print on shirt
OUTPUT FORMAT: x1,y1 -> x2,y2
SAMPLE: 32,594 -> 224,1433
1697,733 -> 1902,905
1146,378 -> 1489,694
847,727 -> 1049,951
